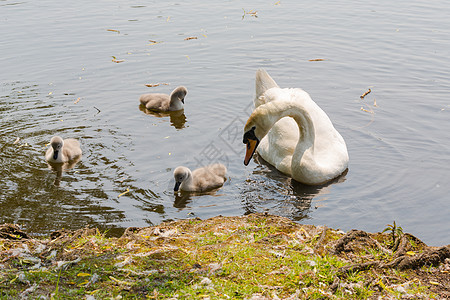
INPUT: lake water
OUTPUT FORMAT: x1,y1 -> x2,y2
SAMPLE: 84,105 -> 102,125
1,0 -> 449,245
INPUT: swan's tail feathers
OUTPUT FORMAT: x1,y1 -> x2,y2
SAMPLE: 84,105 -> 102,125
256,69 -> 279,98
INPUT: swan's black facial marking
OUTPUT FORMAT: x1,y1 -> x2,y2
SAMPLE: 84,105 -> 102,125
243,126 -> 259,166
243,126 -> 257,144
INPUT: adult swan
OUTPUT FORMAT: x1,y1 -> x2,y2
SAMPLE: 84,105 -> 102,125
243,69 -> 349,185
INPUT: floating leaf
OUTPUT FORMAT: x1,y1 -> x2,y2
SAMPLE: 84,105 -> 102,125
184,36 -> 198,40
309,58 -> 325,61
112,56 -> 124,63
118,188 -> 130,198
242,9 -> 258,18
17,143 -> 29,148
360,107 -> 373,113
107,29 -> 120,33
145,83 -> 169,87
74,97 -> 81,104
360,88 -> 371,99
148,40 -> 162,45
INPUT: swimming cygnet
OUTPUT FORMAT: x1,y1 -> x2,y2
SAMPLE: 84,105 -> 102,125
139,86 -> 188,112
173,163 -> 227,192
45,136 -> 82,163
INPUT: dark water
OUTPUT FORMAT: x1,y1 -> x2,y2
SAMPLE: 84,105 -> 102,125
1,0 -> 449,245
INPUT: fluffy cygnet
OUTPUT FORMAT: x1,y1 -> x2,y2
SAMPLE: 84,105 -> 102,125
45,136 -> 82,163
173,163 -> 227,192
139,86 -> 187,112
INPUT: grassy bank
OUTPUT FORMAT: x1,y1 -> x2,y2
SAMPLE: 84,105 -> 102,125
0,214 -> 449,299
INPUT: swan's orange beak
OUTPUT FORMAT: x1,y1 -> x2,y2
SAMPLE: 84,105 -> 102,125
244,139 -> 258,166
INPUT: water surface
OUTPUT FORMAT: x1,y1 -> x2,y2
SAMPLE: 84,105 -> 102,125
1,0 -> 449,245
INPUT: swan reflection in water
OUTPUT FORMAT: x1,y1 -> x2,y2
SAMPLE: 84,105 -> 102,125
242,155 -> 347,221
139,105 -> 187,130
46,156 -> 82,186
173,190 -> 225,210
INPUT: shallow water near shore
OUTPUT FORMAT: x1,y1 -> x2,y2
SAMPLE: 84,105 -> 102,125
1,0 -> 449,245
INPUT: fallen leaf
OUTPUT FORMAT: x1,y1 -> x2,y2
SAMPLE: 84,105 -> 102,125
48,92 -> 53,95
406,251 -> 415,256
107,29 -> 120,33
429,281 -> 439,285
74,97 -> 81,104
77,280 -> 89,287
109,276 -> 132,285
184,36 -> 198,40
309,58 -> 325,61
274,1 -> 281,5
77,273 -> 91,277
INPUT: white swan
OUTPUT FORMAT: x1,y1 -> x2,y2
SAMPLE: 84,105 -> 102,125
139,86 -> 187,112
243,70 -> 348,185
173,164 -> 227,192
45,136 -> 82,163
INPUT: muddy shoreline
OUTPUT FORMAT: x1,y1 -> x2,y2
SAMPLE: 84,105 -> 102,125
1,213 -> 449,299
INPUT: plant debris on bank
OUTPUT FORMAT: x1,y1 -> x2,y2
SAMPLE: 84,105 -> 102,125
0,214 -> 449,299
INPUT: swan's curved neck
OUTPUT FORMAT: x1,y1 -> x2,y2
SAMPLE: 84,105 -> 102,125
253,101 -> 317,182
260,101 -> 315,147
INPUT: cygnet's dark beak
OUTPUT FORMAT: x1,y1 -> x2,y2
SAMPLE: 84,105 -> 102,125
181,98 -> 185,104
53,150 -> 59,160
174,181 -> 181,191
